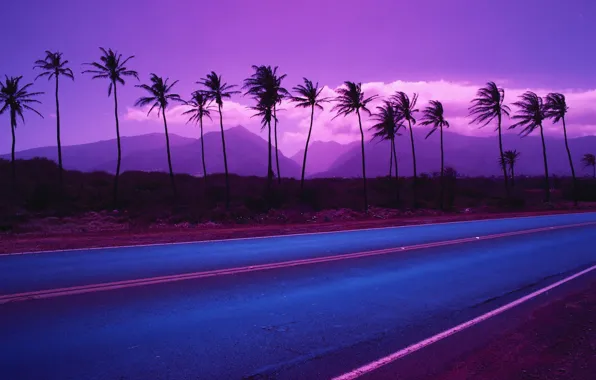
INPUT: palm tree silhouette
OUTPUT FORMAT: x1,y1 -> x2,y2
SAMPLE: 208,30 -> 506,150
332,81 -> 377,212
582,153 -> 596,178
545,93 -> 577,204
272,69 -> 289,183
469,82 -> 511,197
135,74 -> 183,196
370,100 -> 403,203
83,48 -> 138,205
420,100 -> 450,209
499,150 -> 521,187
290,78 -> 330,190
34,51 -> 74,188
183,91 -> 215,186
510,91 -> 550,202
0,76 -> 43,185
198,71 -> 239,209
392,92 -> 419,205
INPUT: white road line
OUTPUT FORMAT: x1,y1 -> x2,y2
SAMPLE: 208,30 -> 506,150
332,263 -> 596,380
1,222 -> 594,304
1,212 -> 593,256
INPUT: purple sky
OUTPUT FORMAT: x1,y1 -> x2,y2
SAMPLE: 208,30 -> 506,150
1,0 -> 595,155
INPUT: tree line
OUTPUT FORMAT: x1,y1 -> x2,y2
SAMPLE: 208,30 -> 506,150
1,49 -> 595,211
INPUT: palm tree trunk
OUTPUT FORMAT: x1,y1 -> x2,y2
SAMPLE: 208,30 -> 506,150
539,124 -> 550,202
199,116 -> 207,188
561,117 -> 577,205
357,109 -> 368,212
439,125 -> 445,210
162,108 -> 177,197
392,137 -> 400,204
267,118 -> 273,189
274,105 -> 281,184
388,142 -> 393,177
55,75 -> 63,189
510,164 -> 515,187
300,105 -> 314,190
407,119 -> 417,206
218,104 -> 230,209
113,81 -> 121,206
497,113 -> 510,198
10,111 -> 16,187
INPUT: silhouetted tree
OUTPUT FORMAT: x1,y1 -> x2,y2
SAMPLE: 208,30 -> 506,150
469,82 -> 511,197
34,51 -> 74,188
135,74 -> 183,196
582,153 -> 596,178
510,91 -> 550,202
332,82 -> 377,212
420,100 -> 450,209
0,76 -> 43,185
499,150 -> 521,187
198,71 -> 239,209
290,78 -> 330,190
183,91 -> 215,186
392,91 -> 419,206
370,100 -> 403,203
545,93 -> 576,204
83,48 -> 138,205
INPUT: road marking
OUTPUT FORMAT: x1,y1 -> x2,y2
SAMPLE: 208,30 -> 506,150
1,222 -> 594,304
1,212 -> 594,256
332,263 -> 596,380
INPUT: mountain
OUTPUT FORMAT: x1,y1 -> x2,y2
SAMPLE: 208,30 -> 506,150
320,129 -> 596,178
290,141 -> 358,175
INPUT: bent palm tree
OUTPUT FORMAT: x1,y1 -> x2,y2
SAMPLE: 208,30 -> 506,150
370,100 -> 403,203
469,82 -> 511,197
545,93 -> 577,204
199,71 -> 239,209
83,47 -> 138,205
420,100 -> 450,209
332,81 -> 377,212
34,51 -> 74,188
0,76 -> 43,185
183,91 -> 215,186
392,92 -> 419,205
135,74 -> 183,196
510,92 -> 550,202
499,150 -> 521,187
582,153 -> 596,178
290,78 -> 330,190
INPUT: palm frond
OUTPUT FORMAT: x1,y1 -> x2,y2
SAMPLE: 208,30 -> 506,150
510,91 -> 545,137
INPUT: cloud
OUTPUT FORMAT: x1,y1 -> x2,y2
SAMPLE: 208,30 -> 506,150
124,80 -> 596,155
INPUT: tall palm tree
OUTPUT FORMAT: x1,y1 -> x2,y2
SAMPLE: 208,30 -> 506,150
370,100 -> 403,203
83,47 -> 138,205
272,69 -> 289,183
0,76 -> 43,184
135,74 -> 183,196
183,91 -> 215,186
198,71 -> 239,209
469,82 -> 511,197
510,91 -> 550,202
499,150 -> 521,187
33,51 -> 74,188
290,78 -> 330,190
545,93 -> 577,204
392,91 -> 419,205
332,81 -> 377,212
582,153 -> 596,178
420,100 -> 450,209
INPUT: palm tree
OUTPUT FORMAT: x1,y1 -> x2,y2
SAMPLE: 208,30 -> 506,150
83,48 -> 138,205
510,91 -> 550,202
135,74 -> 183,196
272,69 -> 289,183
198,71 -> 239,209
34,51 -> 74,188
332,81 -> 377,212
420,100 -> 450,209
183,91 -> 215,186
370,100 -> 403,203
0,76 -> 43,185
582,153 -> 596,178
392,91 -> 419,205
545,93 -> 577,204
290,78 -> 330,190
469,82 -> 511,197
499,150 -> 521,187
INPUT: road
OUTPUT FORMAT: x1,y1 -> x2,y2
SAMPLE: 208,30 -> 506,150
1,213 -> 596,379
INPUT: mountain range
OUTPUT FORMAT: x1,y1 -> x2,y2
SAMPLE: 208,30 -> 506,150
3,125 -> 595,178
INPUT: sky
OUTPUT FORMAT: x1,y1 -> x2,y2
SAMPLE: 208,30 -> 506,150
1,0 -> 595,156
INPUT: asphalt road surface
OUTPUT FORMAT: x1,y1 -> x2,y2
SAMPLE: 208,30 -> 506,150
1,213 -> 596,379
